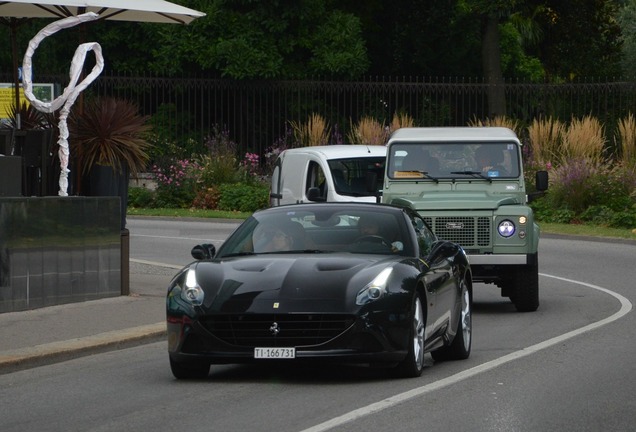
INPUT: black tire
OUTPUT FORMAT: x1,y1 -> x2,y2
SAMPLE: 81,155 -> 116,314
170,357 -> 210,379
512,254 -> 539,312
431,275 -> 472,362
394,294 -> 426,378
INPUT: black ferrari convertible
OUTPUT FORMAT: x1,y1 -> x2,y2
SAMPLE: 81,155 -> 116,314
167,202 -> 472,379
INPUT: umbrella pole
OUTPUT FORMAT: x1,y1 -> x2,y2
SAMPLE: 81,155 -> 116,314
10,19 -> 21,129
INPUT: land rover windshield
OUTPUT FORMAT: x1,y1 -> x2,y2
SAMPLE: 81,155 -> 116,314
387,142 -> 520,180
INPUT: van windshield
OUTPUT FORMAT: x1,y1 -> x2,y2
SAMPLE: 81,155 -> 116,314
388,142 -> 520,180
328,157 -> 385,196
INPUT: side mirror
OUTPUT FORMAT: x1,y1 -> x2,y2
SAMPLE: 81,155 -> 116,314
306,187 -> 326,202
191,243 -> 215,260
535,170 -> 548,192
365,171 -> 382,203
365,171 -> 378,193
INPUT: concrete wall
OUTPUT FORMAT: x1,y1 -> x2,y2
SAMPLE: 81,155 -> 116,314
0,197 -> 121,313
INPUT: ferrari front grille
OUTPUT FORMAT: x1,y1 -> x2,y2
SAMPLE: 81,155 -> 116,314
200,314 -> 356,348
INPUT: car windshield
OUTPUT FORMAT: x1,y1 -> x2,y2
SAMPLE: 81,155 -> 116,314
388,142 -> 520,179
217,206 -> 413,257
327,157 -> 385,196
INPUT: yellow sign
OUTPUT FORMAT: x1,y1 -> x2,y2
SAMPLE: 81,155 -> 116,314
0,83 -> 54,119
0,86 -> 28,119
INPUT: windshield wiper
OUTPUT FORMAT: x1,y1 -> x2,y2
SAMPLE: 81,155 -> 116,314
450,170 -> 492,183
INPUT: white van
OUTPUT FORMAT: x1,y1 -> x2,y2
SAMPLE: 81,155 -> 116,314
269,145 -> 386,206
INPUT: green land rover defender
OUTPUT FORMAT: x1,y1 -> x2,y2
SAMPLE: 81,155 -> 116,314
383,127 -> 548,312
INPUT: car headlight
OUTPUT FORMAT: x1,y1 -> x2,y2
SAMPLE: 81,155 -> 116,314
356,267 -> 393,305
181,268 -> 204,305
497,219 -> 516,238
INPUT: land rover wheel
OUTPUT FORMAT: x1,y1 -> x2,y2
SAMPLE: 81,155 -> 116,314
513,254 -> 539,312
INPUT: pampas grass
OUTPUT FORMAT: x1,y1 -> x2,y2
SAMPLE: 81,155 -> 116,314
289,113 -> 331,147
347,116 -> 387,145
468,115 -> 522,137
389,112 -> 414,134
561,115 -> 606,164
617,113 -> 636,167
527,116 -> 564,166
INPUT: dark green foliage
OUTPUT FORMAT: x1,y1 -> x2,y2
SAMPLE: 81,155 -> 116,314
532,159 -> 636,228
217,183 -> 269,213
128,187 -> 155,208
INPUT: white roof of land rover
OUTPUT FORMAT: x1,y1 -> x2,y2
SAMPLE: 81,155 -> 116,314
282,145 -> 386,158
389,127 -> 521,143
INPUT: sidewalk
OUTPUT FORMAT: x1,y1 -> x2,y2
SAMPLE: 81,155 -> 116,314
0,261 -> 180,374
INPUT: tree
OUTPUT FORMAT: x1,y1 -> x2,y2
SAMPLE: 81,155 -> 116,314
144,0 -> 369,79
617,0 -> 636,77
533,0 -> 622,79
460,0 -> 546,116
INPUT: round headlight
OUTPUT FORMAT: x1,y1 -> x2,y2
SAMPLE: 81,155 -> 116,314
519,216 -> 527,224
498,219 -> 516,237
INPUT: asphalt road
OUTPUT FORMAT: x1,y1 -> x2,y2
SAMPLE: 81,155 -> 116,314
1,218 -> 634,432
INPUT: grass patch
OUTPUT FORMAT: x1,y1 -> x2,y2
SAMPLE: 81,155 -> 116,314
127,207 -> 251,219
538,222 -> 636,241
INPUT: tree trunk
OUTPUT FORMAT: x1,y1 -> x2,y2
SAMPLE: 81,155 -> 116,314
482,15 -> 506,117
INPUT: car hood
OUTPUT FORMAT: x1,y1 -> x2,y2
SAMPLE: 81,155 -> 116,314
392,192 -> 520,210
189,254 -> 398,314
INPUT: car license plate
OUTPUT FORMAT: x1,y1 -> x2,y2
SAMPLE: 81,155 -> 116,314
254,347 -> 296,359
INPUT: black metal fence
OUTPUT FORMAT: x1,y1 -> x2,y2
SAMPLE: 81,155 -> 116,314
5,73 -> 636,156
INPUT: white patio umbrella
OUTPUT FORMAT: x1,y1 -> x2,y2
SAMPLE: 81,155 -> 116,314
0,1 -> 205,195
0,0 -> 206,120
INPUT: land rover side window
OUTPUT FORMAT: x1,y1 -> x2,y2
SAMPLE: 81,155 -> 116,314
306,161 -> 327,197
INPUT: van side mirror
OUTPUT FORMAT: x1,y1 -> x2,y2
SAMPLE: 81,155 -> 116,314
365,171 -> 378,193
365,171 -> 382,203
306,187 -> 326,202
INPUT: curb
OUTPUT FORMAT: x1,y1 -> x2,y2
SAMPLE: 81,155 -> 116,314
0,322 -> 166,375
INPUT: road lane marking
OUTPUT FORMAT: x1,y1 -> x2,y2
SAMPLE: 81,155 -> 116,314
299,273 -> 633,432
130,233 -> 222,242
130,259 -> 183,269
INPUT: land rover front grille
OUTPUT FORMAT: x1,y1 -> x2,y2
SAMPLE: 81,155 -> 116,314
424,216 -> 491,248
200,314 -> 356,347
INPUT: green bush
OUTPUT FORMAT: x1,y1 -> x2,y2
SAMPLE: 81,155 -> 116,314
217,183 -> 269,213
128,187 -> 155,208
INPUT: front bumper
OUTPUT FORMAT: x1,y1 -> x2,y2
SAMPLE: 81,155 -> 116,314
468,254 -> 528,265
167,310 -> 411,366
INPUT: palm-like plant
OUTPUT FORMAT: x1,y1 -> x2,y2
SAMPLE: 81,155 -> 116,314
5,102 -> 50,130
70,97 -> 151,176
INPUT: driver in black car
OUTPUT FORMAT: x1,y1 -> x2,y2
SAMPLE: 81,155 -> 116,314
357,216 -> 404,252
